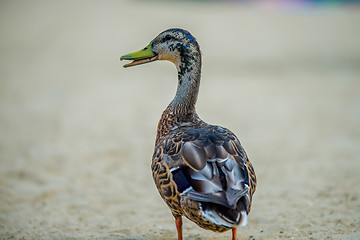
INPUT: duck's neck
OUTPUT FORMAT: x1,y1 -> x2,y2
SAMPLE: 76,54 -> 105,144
167,52 -> 202,122
156,46 -> 203,143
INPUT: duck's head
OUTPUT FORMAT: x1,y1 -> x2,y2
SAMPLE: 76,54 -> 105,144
121,28 -> 200,69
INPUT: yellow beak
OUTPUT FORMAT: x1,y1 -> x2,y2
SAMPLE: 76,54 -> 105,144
120,42 -> 158,68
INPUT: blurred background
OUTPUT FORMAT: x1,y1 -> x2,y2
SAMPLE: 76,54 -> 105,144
0,0 -> 359,239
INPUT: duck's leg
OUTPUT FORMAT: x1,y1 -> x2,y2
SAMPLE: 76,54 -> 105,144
175,217 -> 183,240
232,228 -> 237,240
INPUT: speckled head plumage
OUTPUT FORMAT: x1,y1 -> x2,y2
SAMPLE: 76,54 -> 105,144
152,29 -> 200,58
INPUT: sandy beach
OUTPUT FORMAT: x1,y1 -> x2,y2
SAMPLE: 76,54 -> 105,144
0,0 -> 360,239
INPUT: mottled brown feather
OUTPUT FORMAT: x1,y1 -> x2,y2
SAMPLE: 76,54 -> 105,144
152,115 -> 257,232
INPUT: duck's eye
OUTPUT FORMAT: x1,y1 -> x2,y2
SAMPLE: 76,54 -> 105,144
163,35 -> 173,42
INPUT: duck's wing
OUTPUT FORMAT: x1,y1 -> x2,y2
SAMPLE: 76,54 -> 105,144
152,125 -> 256,221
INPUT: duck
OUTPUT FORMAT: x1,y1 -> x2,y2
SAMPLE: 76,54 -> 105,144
120,28 -> 256,240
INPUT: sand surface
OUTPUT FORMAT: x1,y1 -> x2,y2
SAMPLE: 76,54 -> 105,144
1,1 -> 360,239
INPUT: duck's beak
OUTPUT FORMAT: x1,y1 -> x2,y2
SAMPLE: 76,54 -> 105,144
120,42 -> 158,68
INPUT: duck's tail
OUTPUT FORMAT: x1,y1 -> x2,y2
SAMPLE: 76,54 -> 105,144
200,196 -> 248,229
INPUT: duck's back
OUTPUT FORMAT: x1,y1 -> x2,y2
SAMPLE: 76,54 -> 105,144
151,124 -> 256,232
